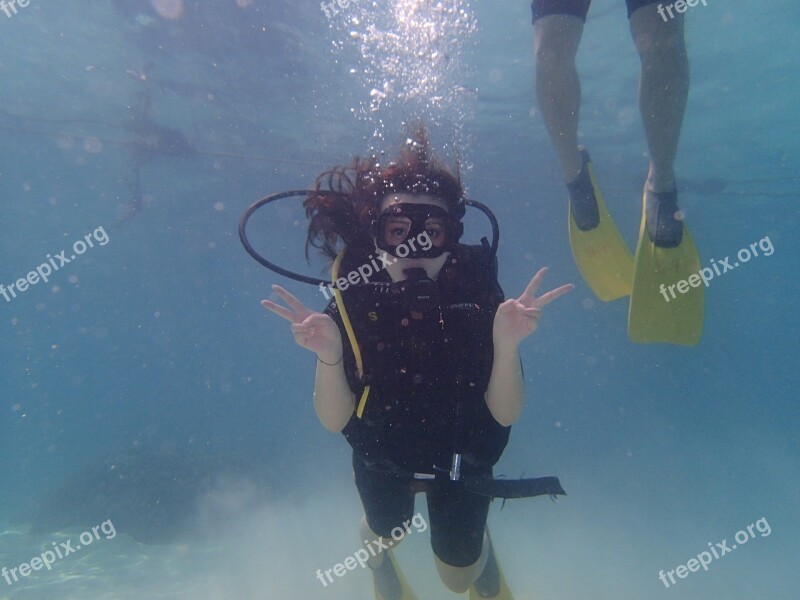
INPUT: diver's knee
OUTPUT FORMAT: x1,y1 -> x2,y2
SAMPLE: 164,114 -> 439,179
435,562 -> 473,593
359,515 -> 408,567
637,35 -> 687,66
433,548 -> 488,594
631,7 -> 687,58
534,15 -> 583,66
638,43 -> 689,84
359,516 -> 383,566
359,514 -> 374,538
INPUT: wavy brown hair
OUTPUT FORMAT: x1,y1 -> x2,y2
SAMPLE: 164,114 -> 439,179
304,124 -> 465,260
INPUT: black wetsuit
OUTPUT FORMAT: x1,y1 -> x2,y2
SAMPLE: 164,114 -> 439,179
325,244 -> 510,567
532,0 -> 662,22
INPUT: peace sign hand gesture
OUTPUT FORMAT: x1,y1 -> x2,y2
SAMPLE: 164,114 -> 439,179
492,267 -> 573,349
261,284 -> 343,363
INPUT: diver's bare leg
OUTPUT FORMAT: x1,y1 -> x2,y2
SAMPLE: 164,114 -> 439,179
533,14 -> 586,183
630,5 -> 689,193
360,515 -> 404,599
360,515 -> 398,567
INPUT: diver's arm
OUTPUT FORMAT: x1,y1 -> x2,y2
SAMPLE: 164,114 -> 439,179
485,341 -> 525,426
261,284 -> 355,432
485,268 -> 574,426
312,344 -> 356,433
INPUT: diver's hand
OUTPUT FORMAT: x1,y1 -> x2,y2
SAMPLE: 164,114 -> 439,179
261,284 -> 343,363
493,267 -> 573,348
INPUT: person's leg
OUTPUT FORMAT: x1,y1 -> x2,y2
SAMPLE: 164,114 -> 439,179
360,515 -> 405,600
629,1 -> 689,194
352,454 -> 416,600
532,0 -> 591,183
434,527 -> 508,597
471,528 -> 503,598
533,1 -> 636,301
625,1 -> 703,347
434,531 -> 489,593
360,515 -> 396,569
427,478 -> 492,593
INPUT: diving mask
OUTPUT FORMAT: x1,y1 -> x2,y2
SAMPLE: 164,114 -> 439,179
375,203 -> 463,259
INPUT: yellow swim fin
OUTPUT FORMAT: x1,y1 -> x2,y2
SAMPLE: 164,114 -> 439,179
373,550 -> 418,600
567,148 -> 634,301
628,187 -> 704,346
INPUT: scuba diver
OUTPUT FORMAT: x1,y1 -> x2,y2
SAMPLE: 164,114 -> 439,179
531,0 -> 702,345
254,127 -> 572,599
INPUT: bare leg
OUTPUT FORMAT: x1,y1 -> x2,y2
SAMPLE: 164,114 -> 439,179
533,14 -> 585,183
360,515 -> 404,599
360,515 -> 385,568
630,5 -> 689,194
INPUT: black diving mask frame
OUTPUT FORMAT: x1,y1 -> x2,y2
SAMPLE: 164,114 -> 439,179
239,190 -> 498,286
374,203 -> 464,260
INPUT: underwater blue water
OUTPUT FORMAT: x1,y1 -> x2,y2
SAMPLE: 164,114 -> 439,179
0,1 -> 798,598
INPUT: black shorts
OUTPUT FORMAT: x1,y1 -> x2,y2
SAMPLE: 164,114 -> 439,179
531,0 -> 661,23
352,452 -> 491,568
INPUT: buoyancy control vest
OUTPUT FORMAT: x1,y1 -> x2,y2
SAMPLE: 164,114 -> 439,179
325,243 -> 511,474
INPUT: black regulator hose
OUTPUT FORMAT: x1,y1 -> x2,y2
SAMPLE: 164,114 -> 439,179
465,197 -> 499,258
238,190 -> 344,286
